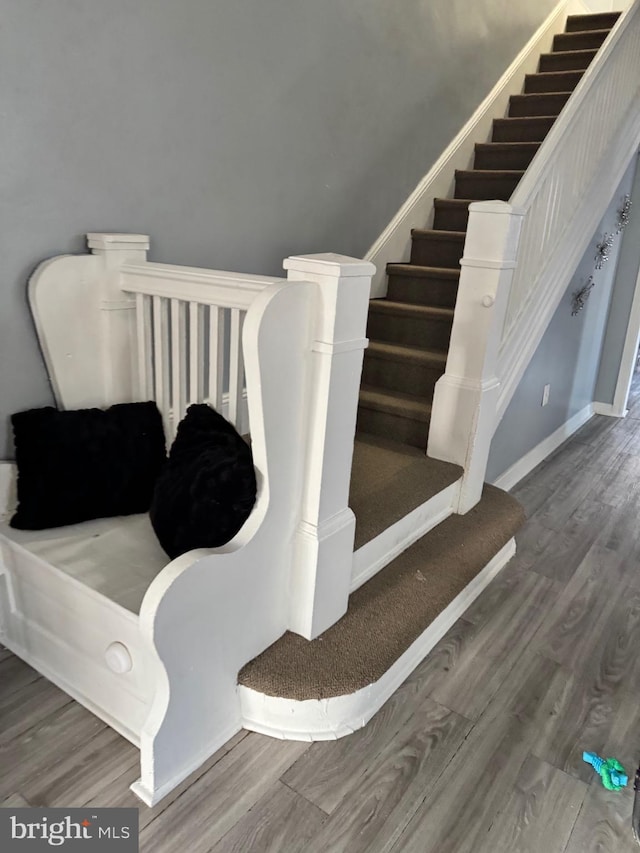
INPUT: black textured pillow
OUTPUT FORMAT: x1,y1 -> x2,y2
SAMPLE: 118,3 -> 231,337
149,404 -> 257,560
11,401 -> 166,530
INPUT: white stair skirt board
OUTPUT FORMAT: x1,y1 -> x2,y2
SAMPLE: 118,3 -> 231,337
239,538 -> 516,741
350,478 -> 462,593
491,404 -> 594,493
364,0 -> 570,297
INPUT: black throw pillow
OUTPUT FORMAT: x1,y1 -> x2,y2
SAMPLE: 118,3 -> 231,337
149,403 -> 257,560
10,401 -> 166,530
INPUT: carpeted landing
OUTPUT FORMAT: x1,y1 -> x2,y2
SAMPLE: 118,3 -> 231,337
349,432 -> 462,549
238,484 -> 525,700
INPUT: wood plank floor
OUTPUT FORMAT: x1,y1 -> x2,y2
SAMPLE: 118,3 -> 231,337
4,372 -> 640,850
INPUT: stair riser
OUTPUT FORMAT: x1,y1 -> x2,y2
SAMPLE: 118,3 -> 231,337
454,174 -> 521,201
565,13 -> 620,32
433,202 -> 470,231
410,236 -> 464,268
524,71 -> 583,93
362,354 -> 443,398
473,147 -> 539,170
356,405 -> 429,449
367,311 -> 452,350
492,117 -> 555,142
509,92 -> 571,117
539,50 -> 597,72
553,30 -> 609,52
386,274 -> 458,308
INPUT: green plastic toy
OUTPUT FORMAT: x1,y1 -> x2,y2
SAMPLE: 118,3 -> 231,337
583,752 -> 628,791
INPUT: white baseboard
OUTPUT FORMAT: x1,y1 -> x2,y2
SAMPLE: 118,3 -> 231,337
492,403 -> 594,491
364,0 -> 570,297
592,401 -> 628,417
240,539 -> 516,741
0,462 -> 17,520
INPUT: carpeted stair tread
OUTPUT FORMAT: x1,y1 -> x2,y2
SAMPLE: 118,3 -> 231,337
509,92 -> 572,117
349,432 -> 462,549
454,169 -> 524,201
492,116 -> 557,142
432,199 -> 473,231
357,385 -> 433,447
409,229 -> 466,268
386,263 -> 460,281
362,341 -> 447,400
539,48 -> 598,72
359,385 -> 432,419
524,70 -> 584,93
366,341 -> 448,366
366,299 -> 454,354
238,484 -> 525,700
410,228 -> 467,238
566,11 -> 620,32
553,29 -> 610,52
368,299 -> 455,321
474,143 -> 540,171
385,264 -> 459,308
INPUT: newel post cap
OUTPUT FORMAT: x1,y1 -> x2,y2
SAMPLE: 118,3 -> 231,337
87,233 -> 150,253
284,253 -> 376,279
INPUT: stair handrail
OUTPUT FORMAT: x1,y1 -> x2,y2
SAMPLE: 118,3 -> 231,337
428,0 -> 640,510
498,0 -> 640,415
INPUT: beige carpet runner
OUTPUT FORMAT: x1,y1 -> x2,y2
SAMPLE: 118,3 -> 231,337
239,485 -> 525,700
356,10 -> 621,448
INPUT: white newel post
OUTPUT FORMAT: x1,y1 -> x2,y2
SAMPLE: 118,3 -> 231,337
427,202 -> 524,513
284,253 -> 375,640
87,233 -> 150,406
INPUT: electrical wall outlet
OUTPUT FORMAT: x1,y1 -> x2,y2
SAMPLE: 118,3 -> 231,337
542,384 -> 550,406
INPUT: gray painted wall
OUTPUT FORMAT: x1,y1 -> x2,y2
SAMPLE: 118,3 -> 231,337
595,153 -> 640,404
0,0 -> 556,456
486,158 -> 637,482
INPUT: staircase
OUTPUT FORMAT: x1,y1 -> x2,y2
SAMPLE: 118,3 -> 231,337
237,8 -> 634,739
356,10 -> 620,450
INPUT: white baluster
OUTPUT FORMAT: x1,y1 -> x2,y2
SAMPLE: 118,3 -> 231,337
228,308 -> 245,430
207,306 -> 225,412
152,296 -> 171,439
170,299 -> 187,431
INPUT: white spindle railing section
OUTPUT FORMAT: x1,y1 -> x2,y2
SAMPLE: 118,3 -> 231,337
499,0 -> 640,393
121,263 -> 280,440
428,0 -> 640,509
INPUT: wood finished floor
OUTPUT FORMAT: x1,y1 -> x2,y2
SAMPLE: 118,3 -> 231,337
4,375 -> 640,850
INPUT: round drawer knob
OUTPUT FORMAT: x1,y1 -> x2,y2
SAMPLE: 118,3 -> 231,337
105,642 -> 133,674
482,295 -> 495,308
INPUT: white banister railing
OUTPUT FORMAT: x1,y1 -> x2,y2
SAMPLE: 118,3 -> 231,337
428,0 -> 640,508
499,0 -> 640,409
121,262 -> 280,439
119,247 -> 374,640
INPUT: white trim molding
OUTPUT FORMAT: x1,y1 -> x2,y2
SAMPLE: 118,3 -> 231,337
492,404 -> 594,491
364,0 -> 571,297
592,401 -> 628,417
